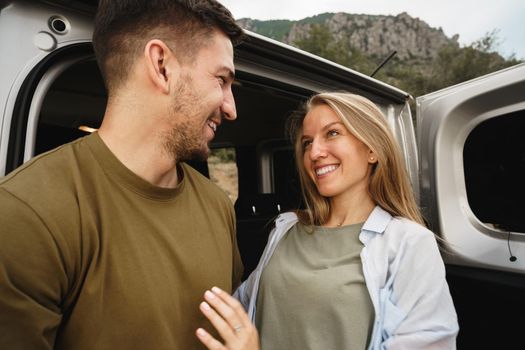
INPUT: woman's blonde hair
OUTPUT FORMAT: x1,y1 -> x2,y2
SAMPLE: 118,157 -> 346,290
288,92 -> 424,226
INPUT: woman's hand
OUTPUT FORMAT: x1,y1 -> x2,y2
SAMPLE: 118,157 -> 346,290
196,286 -> 260,350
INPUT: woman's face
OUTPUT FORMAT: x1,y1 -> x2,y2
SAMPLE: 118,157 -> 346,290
301,104 -> 375,201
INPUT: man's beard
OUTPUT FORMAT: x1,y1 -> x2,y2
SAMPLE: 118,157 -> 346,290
163,116 -> 212,163
163,76 -> 214,163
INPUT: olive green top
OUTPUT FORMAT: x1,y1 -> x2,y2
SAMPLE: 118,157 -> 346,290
256,222 -> 374,350
0,133 -> 243,350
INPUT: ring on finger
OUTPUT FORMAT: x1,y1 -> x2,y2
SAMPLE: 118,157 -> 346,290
233,324 -> 243,333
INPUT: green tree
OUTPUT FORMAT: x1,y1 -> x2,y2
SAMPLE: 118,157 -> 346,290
291,25 -> 521,99
210,148 -> 236,163
293,23 -> 374,73
427,30 -> 521,92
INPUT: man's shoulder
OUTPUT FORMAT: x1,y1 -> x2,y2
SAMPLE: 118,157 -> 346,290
0,136 -> 89,206
181,163 -> 230,200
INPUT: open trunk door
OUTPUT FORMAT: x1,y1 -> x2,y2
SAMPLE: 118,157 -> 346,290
417,62 -> 525,271
417,63 -> 525,348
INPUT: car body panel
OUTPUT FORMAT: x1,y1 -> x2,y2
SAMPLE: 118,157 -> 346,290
417,63 -> 525,272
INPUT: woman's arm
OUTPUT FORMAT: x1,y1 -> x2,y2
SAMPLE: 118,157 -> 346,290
384,226 -> 459,349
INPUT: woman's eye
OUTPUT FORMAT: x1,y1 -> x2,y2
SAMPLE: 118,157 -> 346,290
328,130 -> 339,137
302,140 -> 312,149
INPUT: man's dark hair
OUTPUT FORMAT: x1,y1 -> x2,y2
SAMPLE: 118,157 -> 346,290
93,0 -> 244,93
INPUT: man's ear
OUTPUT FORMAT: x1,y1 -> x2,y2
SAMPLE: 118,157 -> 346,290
144,39 -> 179,94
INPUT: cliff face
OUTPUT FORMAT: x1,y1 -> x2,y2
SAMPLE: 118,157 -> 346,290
238,12 -> 459,60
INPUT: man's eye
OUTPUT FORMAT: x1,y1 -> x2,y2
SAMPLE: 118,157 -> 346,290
218,76 -> 226,85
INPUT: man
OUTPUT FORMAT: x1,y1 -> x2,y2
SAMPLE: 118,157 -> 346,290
0,1 -> 244,348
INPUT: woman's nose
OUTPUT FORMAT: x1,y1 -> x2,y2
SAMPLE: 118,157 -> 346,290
309,139 -> 327,160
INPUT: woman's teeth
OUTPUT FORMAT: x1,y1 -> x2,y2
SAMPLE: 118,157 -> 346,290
316,165 -> 338,176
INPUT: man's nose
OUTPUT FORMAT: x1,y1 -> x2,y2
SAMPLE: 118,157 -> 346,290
221,87 -> 237,121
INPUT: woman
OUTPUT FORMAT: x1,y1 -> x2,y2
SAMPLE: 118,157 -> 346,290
196,92 -> 458,350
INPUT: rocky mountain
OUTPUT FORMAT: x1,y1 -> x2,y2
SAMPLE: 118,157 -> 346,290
237,12 -> 459,60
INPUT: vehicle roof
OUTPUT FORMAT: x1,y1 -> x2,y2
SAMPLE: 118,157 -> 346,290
240,31 -> 410,103
38,0 -> 410,103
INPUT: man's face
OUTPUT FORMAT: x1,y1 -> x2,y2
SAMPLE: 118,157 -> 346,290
163,30 -> 236,162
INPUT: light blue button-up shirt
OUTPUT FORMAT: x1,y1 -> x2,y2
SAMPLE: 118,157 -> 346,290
235,206 -> 459,349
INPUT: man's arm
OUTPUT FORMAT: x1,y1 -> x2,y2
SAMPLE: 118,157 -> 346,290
228,203 -> 244,291
0,189 -> 67,349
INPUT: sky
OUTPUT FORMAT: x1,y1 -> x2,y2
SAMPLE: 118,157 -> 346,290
219,0 -> 525,60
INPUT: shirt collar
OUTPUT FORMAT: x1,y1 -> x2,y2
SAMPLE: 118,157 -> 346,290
360,206 -> 393,244
275,211 -> 299,228
277,206 -> 392,236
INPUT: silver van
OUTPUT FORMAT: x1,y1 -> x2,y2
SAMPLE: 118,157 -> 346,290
1,1 -> 524,347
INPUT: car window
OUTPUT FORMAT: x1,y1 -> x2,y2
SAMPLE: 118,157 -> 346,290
208,147 -> 238,203
464,109 -> 525,232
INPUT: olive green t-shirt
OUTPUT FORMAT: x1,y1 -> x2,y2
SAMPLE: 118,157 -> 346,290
0,133 -> 243,349
256,222 -> 374,350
